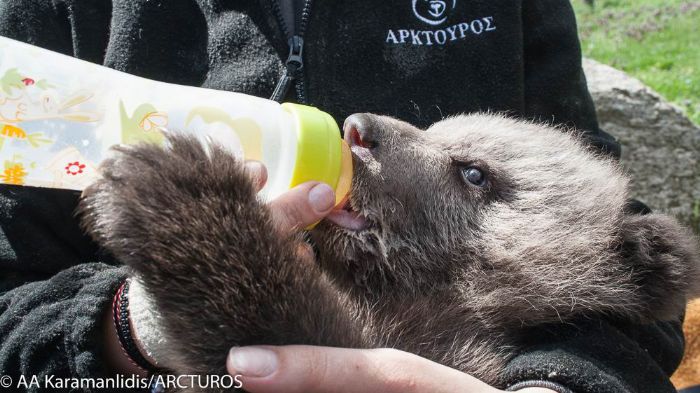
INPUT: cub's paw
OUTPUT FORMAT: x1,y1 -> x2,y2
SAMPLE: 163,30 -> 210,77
78,134 -> 261,274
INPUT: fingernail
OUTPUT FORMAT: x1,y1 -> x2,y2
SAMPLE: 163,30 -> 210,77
228,347 -> 279,377
308,183 -> 335,213
243,161 -> 264,177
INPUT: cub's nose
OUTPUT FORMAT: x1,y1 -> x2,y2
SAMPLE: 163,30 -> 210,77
344,113 -> 378,149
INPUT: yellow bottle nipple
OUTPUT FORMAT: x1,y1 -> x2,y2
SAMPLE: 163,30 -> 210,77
334,140 -> 353,209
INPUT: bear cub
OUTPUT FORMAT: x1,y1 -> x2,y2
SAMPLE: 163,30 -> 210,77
80,113 -> 700,391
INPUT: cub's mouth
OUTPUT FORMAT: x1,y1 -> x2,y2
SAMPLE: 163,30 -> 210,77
324,196 -> 370,232
323,160 -> 374,233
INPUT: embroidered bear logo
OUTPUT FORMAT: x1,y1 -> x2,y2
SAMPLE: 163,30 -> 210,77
412,0 -> 457,26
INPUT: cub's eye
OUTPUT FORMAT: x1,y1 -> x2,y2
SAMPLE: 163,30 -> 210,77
461,167 -> 486,187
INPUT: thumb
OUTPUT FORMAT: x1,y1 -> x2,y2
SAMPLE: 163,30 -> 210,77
268,182 -> 336,233
226,345 -> 502,393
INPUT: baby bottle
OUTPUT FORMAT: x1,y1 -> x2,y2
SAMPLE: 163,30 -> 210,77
0,36 -> 352,206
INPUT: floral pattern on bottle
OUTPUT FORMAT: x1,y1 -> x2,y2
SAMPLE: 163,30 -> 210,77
0,155 -> 31,185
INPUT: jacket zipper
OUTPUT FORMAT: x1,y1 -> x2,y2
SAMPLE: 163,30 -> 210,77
269,0 -> 313,103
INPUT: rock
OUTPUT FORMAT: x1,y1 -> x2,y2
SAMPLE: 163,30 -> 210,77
583,58 -> 700,228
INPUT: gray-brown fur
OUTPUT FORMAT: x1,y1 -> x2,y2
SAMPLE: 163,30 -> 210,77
79,113 -> 700,392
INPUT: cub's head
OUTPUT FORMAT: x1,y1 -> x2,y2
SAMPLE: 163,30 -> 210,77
310,113 -> 700,324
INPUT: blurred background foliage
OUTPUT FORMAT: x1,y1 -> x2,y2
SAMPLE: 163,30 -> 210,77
573,0 -> 700,125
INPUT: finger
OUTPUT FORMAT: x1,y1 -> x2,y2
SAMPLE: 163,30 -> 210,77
269,182 -> 335,233
243,160 -> 268,192
227,346 -> 500,393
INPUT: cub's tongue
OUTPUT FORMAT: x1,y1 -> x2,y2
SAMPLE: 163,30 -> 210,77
325,200 -> 369,231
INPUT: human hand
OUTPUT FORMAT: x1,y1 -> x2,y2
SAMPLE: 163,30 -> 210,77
227,345 -> 556,393
244,160 -> 337,232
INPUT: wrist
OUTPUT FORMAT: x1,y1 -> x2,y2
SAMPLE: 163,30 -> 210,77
102,282 -> 147,376
128,277 -> 169,368
103,278 -> 168,376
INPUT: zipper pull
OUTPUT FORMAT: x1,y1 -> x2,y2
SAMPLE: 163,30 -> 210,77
271,36 -> 305,102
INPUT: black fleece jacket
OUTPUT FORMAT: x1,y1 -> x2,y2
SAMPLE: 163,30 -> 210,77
0,1 -> 684,392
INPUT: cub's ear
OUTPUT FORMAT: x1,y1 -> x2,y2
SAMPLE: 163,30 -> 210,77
619,213 -> 700,321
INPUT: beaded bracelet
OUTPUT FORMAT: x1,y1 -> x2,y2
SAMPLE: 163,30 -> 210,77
112,279 -> 161,375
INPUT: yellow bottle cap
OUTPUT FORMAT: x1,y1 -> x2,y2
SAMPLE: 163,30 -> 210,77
281,103 -> 353,209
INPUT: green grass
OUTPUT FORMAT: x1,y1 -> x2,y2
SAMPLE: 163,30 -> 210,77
573,0 -> 700,125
